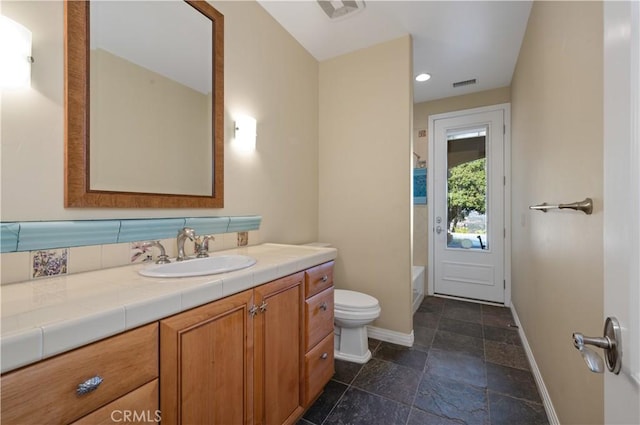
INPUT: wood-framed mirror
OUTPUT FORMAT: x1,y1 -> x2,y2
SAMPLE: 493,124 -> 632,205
64,0 -> 224,208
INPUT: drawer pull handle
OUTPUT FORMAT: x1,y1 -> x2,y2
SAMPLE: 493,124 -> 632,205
320,302 -> 328,311
321,275 -> 328,283
320,353 -> 328,360
76,376 -> 103,396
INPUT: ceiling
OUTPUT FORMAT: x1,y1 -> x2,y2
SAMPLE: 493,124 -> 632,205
256,1 -> 533,103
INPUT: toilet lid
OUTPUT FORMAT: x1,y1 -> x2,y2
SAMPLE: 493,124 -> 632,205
334,289 -> 379,311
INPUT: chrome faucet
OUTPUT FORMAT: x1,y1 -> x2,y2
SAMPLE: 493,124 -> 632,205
176,227 -> 197,261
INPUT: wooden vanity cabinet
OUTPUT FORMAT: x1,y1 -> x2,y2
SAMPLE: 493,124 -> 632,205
303,261 -> 335,406
0,261 -> 334,425
160,272 -> 306,425
0,323 -> 158,425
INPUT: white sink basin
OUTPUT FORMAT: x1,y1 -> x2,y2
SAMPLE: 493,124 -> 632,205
139,255 -> 257,278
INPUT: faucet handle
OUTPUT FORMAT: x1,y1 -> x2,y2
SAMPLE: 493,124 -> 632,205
195,235 -> 215,258
155,245 -> 171,264
133,240 -> 170,264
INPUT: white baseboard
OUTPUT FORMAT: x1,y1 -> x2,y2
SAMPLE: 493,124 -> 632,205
366,325 -> 414,347
510,304 -> 560,425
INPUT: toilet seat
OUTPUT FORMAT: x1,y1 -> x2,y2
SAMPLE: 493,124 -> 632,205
334,289 -> 379,312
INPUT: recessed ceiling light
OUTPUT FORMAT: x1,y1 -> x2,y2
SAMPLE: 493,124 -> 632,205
415,73 -> 431,82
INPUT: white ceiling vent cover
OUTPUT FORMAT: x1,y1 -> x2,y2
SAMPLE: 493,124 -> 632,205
317,1 -> 365,21
453,78 -> 477,88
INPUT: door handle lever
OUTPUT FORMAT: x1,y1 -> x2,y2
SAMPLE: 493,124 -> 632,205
572,317 -> 622,374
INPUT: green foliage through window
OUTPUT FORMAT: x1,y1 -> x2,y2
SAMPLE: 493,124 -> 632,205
447,158 -> 486,232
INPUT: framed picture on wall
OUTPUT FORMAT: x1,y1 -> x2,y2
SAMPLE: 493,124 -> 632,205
414,168 -> 427,204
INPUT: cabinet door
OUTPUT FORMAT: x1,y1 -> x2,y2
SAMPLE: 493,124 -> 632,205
160,289 -> 254,425
254,272 -> 305,425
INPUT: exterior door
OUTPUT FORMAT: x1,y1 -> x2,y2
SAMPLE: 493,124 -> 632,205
603,1 -> 640,423
429,105 -> 509,303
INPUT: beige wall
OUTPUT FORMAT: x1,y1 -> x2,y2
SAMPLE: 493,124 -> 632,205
511,2 -> 604,424
412,87 -> 511,269
0,1 -> 319,245
319,35 -> 413,335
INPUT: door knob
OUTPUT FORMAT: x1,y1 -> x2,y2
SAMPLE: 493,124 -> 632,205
572,316 -> 622,374
436,225 -> 443,235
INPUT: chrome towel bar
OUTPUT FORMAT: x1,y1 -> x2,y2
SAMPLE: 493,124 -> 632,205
529,197 -> 593,215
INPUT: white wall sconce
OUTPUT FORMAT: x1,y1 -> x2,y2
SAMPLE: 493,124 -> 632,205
234,115 -> 257,152
0,15 -> 33,89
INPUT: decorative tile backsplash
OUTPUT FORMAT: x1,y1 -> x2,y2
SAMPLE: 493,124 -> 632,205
0,215 -> 261,285
238,232 -> 248,247
31,249 -> 68,279
130,242 -> 155,264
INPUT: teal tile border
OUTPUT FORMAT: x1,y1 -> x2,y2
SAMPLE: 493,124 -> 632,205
184,217 -> 229,235
19,221 -> 120,251
1,223 -> 20,252
228,216 -> 261,232
0,216 -> 261,253
118,218 -> 186,243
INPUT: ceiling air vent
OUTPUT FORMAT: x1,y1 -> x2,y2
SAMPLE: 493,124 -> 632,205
317,0 -> 365,21
452,78 -> 477,88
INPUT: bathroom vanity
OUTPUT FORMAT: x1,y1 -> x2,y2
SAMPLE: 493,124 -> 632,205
0,244 -> 336,424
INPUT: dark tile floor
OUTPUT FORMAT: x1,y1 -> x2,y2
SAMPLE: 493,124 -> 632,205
299,296 -> 549,425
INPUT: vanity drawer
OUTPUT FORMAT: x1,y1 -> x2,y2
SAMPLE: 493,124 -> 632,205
305,287 -> 334,351
304,332 -> 335,406
305,261 -> 334,298
1,323 -> 158,425
72,379 -> 159,425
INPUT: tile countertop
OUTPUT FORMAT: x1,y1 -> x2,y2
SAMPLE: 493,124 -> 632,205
0,243 -> 337,374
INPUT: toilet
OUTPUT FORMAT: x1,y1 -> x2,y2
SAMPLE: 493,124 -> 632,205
334,289 -> 381,364
301,243 -> 381,364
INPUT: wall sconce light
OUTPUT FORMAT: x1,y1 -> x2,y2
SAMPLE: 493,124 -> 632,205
234,115 -> 257,152
0,15 -> 33,89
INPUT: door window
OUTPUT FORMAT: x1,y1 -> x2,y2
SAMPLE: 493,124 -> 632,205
446,127 -> 488,250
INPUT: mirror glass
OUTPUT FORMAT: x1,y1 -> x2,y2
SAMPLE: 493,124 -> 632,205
89,1 -> 212,196
64,1 -> 224,208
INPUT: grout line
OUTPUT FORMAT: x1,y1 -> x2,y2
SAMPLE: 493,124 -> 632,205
318,383 -> 348,425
